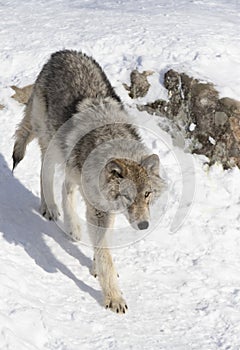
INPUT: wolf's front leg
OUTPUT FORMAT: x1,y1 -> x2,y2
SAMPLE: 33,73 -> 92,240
62,180 -> 81,241
94,246 -> 128,313
87,206 -> 128,314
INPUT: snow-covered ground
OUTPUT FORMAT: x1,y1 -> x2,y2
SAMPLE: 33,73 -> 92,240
1,0 -> 240,349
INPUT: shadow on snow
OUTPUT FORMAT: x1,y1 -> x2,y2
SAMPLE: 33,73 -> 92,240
0,153 -> 102,305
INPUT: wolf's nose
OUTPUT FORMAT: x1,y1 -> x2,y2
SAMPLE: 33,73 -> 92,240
137,221 -> 149,230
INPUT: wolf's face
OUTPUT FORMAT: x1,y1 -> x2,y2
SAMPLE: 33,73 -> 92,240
102,154 -> 164,230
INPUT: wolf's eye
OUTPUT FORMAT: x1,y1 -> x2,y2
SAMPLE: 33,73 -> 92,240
124,195 -> 132,202
112,170 -> 124,179
145,191 -> 152,198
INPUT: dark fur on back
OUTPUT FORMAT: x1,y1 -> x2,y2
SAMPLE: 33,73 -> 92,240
35,50 -> 122,129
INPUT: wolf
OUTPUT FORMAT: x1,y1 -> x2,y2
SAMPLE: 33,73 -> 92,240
12,50 -> 164,313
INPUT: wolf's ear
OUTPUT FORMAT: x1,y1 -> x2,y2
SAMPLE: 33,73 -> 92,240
105,159 -> 125,178
141,154 -> 160,176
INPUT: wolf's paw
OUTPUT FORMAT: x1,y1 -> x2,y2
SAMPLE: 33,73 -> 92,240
67,229 -> 81,242
65,219 -> 81,242
41,203 -> 60,221
105,295 -> 128,314
90,260 -> 97,278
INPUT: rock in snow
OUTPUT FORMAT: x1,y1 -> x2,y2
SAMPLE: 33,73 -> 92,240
138,69 -> 240,169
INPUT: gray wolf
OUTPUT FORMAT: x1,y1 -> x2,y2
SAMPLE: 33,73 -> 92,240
12,50 -> 164,313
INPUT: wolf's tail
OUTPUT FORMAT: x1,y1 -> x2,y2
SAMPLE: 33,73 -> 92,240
12,96 -> 35,171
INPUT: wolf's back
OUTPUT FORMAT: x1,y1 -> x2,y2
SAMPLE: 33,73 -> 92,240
12,50 -> 122,170
35,50 -> 121,127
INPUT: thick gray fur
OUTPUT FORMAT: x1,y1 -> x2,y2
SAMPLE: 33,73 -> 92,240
13,50 -> 164,314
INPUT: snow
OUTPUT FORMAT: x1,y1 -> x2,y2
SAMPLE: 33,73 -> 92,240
209,136 -> 216,145
1,0 -> 240,349
189,123 -> 196,132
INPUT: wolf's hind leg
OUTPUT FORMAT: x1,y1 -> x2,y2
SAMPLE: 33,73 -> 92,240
62,180 -> 81,241
40,142 -> 60,221
87,206 -> 128,314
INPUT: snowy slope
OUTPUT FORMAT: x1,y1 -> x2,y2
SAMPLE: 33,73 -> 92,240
1,0 -> 240,349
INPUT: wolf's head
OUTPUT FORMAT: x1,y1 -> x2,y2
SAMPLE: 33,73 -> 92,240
102,154 -> 164,230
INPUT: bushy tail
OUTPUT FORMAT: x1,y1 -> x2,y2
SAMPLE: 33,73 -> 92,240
12,96 -> 35,171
